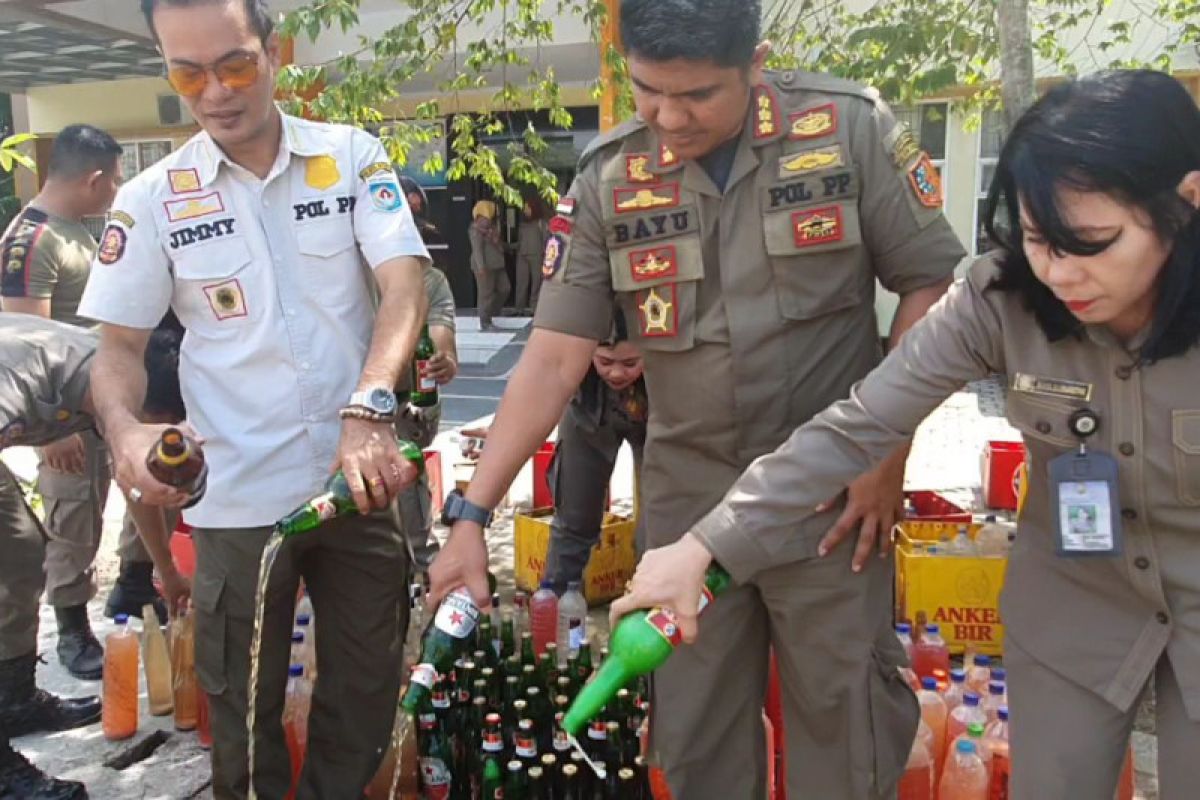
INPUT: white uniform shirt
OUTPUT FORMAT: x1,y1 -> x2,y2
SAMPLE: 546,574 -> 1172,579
79,114 -> 430,528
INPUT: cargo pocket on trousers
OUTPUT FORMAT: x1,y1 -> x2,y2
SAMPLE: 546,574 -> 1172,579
192,570 -> 227,695
868,647 -> 920,795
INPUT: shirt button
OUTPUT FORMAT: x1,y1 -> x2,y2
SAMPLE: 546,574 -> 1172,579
1115,365 -> 1132,380
1157,611 -> 1170,625
301,362 -> 311,370
1118,442 -> 1135,456
1036,421 -> 1051,434
1122,508 -> 1137,521
1134,556 -> 1150,570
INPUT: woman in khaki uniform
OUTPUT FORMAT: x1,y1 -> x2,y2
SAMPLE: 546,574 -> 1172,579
613,70 -> 1200,799
468,200 -> 509,330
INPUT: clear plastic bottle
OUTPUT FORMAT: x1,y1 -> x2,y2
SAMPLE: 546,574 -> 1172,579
103,613 -> 139,740
513,589 -> 530,642
950,722 -> 992,771
939,739 -> 989,800
966,654 -> 992,695
983,706 -> 1010,799
142,605 -> 174,717
989,666 -> 1006,685
975,515 -> 1012,557
917,677 -> 948,781
912,624 -> 951,680
529,581 -> 559,657
983,681 -> 1007,724
556,581 -> 587,668
895,622 -> 915,662
946,692 -> 987,761
947,524 -> 978,557
294,614 -> 317,681
943,668 -> 967,716
290,630 -> 306,668
295,588 -> 313,624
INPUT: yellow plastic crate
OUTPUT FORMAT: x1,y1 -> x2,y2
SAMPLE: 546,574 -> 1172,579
894,528 -> 1008,656
513,508 -> 636,606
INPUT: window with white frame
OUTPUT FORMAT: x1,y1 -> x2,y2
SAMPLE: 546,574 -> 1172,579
893,102 -> 949,203
974,109 -> 1006,255
118,139 -> 173,181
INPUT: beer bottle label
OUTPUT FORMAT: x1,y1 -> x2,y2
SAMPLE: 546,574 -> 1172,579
482,730 -> 505,753
516,735 -> 537,758
311,493 -> 338,522
419,756 -> 451,797
432,692 -> 451,711
435,589 -> 480,638
645,607 -> 683,647
411,663 -> 438,690
553,727 -> 571,752
416,361 -> 437,392
587,721 -> 607,741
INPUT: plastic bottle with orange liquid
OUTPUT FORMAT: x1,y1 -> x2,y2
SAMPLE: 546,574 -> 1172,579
939,739 -> 989,800
102,613 -> 139,740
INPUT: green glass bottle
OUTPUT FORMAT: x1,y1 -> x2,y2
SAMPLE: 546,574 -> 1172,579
276,437 -> 425,537
401,587 -> 481,714
481,755 -> 504,800
410,323 -> 439,408
527,764 -> 549,800
501,615 -> 517,661
477,619 -> 496,669
561,564 -> 732,736
520,631 -> 536,667
417,705 -> 455,798
504,759 -> 530,800
575,640 -> 593,684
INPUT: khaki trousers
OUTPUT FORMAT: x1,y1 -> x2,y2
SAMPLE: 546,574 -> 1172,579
1006,635 -> 1200,799
649,526 -> 918,800
192,509 -> 409,800
473,267 -> 510,326
0,461 -> 48,660
514,253 -> 543,311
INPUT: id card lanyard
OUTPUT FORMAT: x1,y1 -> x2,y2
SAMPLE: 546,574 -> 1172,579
1047,408 -> 1123,556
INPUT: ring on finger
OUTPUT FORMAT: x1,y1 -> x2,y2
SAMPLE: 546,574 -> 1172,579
129,487 -> 144,503
369,476 -> 385,489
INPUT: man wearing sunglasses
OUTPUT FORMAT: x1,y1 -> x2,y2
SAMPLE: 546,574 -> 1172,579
78,1 -> 431,798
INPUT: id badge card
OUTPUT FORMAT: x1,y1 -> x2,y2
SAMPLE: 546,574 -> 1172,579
1047,448 -> 1122,556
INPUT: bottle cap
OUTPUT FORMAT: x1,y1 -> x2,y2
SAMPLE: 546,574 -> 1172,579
291,631 -> 305,643
975,655 -> 991,666
989,681 -> 1005,695
964,692 -> 980,706
991,667 -> 1007,681
921,677 -> 937,691
114,613 -> 129,624
539,579 -> 556,590
925,624 -> 939,634
957,739 -> 976,754
296,614 -> 311,626
895,622 -> 911,634
567,581 -> 582,591
950,668 -> 966,683
289,664 -> 304,677
999,706 -> 1009,721
967,722 -> 985,737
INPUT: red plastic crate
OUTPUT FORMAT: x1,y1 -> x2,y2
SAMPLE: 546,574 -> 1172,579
982,440 -> 1026,510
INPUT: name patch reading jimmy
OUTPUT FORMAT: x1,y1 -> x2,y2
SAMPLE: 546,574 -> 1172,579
169,218 -> 236,250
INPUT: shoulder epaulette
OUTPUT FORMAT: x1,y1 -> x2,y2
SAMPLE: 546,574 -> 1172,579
578,116 -> 649,171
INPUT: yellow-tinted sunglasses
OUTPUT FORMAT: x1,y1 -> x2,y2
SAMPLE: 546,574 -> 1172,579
166,51 -> 260,98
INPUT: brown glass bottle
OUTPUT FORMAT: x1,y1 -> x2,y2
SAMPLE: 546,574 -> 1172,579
146,427 -> 208,507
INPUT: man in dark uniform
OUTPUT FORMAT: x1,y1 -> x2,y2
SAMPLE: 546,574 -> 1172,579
544,312 -> 647,589
0,314 -> 186,800
429,0 -> 966,796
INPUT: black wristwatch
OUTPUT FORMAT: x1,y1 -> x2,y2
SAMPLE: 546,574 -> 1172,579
441,489 -> 493,528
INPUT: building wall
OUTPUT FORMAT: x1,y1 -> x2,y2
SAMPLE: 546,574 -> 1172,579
25,76 -> 178,133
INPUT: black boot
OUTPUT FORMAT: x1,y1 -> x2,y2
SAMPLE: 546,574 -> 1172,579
0,735 -> 87,800
53,607 -> 103,681
0,653 -> 101,738
104,561 -> 167,623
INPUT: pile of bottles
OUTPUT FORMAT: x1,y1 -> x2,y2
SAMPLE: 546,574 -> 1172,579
401,585 -> 659,799
909,518 -> 1014,559
894,624 -> 1010,800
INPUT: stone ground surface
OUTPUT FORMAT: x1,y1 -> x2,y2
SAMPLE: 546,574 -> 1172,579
3,359 -> 1159,798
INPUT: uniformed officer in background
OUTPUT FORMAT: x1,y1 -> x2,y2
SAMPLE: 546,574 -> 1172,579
0,124 -> 165,681
429,0 -> 966,796
514,200 -> 548,314
81,1 -> 429,796
615,68 -> 1200,800
544,311 -> 647,589
469,199 -> 509,330
0,313 -> 185,800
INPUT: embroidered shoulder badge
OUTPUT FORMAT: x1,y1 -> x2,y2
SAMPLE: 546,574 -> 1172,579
542,233 -> 567,278
907,153 -> 943,208
788,104 -> 837,141
108,210 -> 136,229
368,178 -> 404,212
890,126 -> 921,168
358,161 -> 393,181
96,225 -> 127,265
657,144 -> 679,170
202,278 -> 249,321
753,85 -> 782,140
629,245 -> 678,283
555,197 -> 577,217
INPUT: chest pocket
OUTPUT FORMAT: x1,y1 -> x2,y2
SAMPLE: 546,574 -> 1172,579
605,205 -> 703,353
1170,410 -> 1200,506
171,237 -> 254,331
296,219 -> 366,308
762,193 -> 864,321
1005,392 -> 1081,450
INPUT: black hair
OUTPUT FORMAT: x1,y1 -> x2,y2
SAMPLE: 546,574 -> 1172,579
143,312 -> 185,420
398,174 -> 428,210
140,0 -> 274,44
47,125 -> 122,180
984,69 -> 1200,363
620,0 -> 759,68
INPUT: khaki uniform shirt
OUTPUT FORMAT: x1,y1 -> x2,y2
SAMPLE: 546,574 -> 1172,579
535,71 -> 965,547
0,314 -> 96,450
469,223 -> 505,272
693,254 -> 1200,720
1,207 -> 95,327
394,267 -> 456,394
